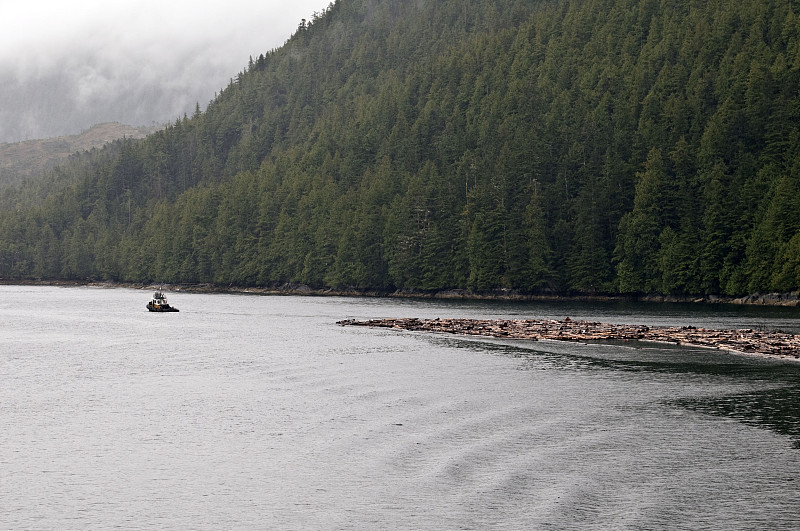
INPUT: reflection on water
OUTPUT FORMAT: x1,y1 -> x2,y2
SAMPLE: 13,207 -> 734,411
675,386 -> 800,449
463,333 -> 800,450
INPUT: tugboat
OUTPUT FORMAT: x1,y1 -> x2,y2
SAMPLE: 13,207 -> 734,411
147,291 -> 179,312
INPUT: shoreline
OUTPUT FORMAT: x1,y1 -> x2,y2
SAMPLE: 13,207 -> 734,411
337,317 -> 800,361
2,279 -> 799,307
5,279 -> 798,360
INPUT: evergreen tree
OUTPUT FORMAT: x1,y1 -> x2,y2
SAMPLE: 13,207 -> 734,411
615,148 -> 666,293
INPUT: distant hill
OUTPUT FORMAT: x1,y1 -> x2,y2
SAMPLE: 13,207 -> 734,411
0,122 -> 160,186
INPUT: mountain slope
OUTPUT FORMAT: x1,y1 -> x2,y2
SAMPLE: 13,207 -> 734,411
0,123 -> 159,187
0,0 -> 799,297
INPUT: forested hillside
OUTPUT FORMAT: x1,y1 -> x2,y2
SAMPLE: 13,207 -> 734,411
1,0 -> 799,297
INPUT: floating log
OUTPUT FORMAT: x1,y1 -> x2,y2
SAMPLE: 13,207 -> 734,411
337,318 -> 800,359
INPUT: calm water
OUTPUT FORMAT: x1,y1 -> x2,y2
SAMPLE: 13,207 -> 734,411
1,286 -> 799,530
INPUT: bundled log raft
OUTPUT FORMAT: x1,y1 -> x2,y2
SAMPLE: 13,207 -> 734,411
337,317 -> 800,359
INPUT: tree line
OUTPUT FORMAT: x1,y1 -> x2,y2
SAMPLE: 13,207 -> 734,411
1,0 -> 799,296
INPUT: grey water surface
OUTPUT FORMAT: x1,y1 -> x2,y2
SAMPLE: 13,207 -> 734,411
1,286 -> 799,530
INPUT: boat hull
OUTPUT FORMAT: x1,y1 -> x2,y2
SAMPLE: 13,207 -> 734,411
147,302 -> 179,312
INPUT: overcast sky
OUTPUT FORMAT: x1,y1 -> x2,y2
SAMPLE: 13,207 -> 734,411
0,0 -> 331,143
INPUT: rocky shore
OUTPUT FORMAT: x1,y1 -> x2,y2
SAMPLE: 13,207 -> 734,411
2,280 -> 800,306
337,317 -> 800,360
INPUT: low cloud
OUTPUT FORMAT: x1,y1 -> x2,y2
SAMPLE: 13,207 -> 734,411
0,0 -> 327,142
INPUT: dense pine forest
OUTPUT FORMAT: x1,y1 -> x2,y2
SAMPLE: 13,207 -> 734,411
1,0 -> 799,297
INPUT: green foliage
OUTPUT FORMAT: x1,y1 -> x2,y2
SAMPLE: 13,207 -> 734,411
1,0 -> 800,297
615,148 -> 666,293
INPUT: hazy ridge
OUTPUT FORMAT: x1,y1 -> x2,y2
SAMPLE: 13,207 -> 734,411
0,122 -> 160,186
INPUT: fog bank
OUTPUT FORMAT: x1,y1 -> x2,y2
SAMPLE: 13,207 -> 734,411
0,0 -> 329,143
